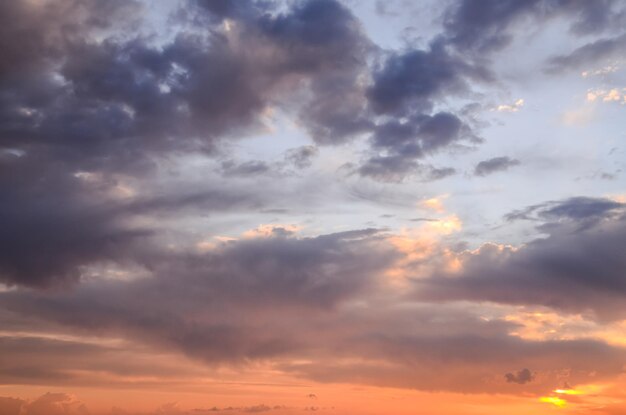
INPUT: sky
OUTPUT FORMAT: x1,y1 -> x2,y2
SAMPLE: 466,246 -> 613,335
0,0 -> 625,414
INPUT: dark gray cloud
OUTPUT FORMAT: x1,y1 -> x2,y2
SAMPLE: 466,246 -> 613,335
360,112 -> 472,182
425,166 -> 457,180
367,42 -> 489,115
443,0 -> 626,54
220,160 -> 271,177
533,196 -> 624,221
505,368 -> 534,384
357,37 -> 490,181
358,112 -> 468,182
474,156 -> 520,176
2,0 -> 505,291
0,0 -> 378,287
0,161 -> 152,288
0,229 -> 398,363
504,196 -> 624,222
546,33 -> 626,73
284,146 -> 319,169
372,113 -> 464,155
415,197 -> 626,320
0,0 -> 165,287
443,0 -> 543,53
0,153 -> 272,288
442,0 -> 626,79
3,287 -> 626,394
223,0 -> 374,145
358,155 -> 419,182
0,0 -> 508,291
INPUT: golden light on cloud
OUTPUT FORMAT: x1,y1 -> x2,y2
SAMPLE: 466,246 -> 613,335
539,385 -> 601,409
196,225 -> 301,252
586,88 -> 626,104
554,388 -> 583,395
385,232 -> 437,285
419,196 -> 447,213
243,223 -> 302,238
502,308 -> 626,348
608,194 -> 626,204
384,214 -> 463,286
539,396 -> 567,408
495,98 -> 524,112
196,235 -> 238,252
426,215 -> 462,235
581,64 -> 619,78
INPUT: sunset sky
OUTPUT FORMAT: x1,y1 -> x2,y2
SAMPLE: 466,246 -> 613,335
1,0 -> 626,414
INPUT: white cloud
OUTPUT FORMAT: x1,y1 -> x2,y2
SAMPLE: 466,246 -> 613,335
495,99 -> 524,113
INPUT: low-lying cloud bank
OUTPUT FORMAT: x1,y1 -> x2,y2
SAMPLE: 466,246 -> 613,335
1,197 -> 625,394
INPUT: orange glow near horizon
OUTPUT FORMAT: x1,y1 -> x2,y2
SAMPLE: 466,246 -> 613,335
3,382 -> 604,415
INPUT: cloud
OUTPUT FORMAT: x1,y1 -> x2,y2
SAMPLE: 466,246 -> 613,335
280,325 -> 626,393
284,146 -> 319,169
495,99 -> 524,112
0,393 -> 89,415
367,40 -> 491,115
443,0 -> 626,54
443,0 -> 542,53
357,155 -> 420,183
25,393 -> 89,415
192,404 -> 280,413
581,64 -> 620,78
504,196 -> 624,221
220,160 -> 271,177
0,397 -> 23,415
0,393 -> 286,415
505,368 -> 534,384
0,0 -> 501,288
424,166 -> 457,180
415,197 -> 626,320
2,219 -> 626,394
547,33 -> 626,73
0,0 -> 382,287
0,164 -> 153,288
355,36 -> 493,181
0,228 -> 398,363
359,111 -> 474,182
4,297 -> 626,395
474,156 -> 520,176
249,0 -> 374,145
0,160 -> 275,288
586,88 -> 626,104
0,0 -> 514,280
